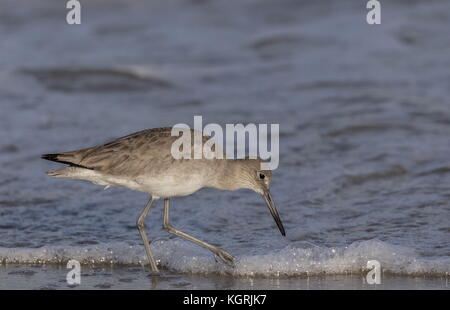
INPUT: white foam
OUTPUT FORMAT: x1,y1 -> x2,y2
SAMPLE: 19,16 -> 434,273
0,240 -> 448,277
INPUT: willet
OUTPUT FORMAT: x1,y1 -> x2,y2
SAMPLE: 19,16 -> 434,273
41,127 -> 285,273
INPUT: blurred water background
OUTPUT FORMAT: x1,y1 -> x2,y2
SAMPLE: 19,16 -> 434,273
0,0 -> 449,289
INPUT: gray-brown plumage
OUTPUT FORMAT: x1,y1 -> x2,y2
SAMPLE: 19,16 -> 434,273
42,127 -> 285,273
44,128 -> 183,176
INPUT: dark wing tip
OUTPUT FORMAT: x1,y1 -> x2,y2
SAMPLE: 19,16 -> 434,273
41,153 -> 94,170
41,153 -> 59,161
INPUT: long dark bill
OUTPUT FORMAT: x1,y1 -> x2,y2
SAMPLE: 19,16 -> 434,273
262,191 -> 286,236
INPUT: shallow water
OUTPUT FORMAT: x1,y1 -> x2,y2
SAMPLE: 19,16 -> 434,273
0,0 -> 449,288
1,264 -> 448,290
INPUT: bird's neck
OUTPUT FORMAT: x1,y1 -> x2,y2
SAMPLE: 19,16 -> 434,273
209,160 -> 249,191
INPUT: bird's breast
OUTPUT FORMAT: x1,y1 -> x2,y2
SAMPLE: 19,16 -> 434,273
137,174 -> 206,198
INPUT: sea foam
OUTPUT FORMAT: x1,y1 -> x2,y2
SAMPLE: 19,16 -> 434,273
0,239 -> 448,277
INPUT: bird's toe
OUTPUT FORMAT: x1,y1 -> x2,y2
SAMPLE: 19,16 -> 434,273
215,250 -> 235,267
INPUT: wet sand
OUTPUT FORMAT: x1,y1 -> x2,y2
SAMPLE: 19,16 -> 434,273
1,264 -> 448,290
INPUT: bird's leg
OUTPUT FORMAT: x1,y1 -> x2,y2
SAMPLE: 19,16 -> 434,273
163,198 -> 235,266
136,196 -> 159,273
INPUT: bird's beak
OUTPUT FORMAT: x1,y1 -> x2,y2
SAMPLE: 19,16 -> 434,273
262,190 -> 286,236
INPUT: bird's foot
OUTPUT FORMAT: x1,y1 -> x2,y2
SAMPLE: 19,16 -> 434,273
147,270 -> 160,277
214,249 -> 235,268
140,260 -> 160,276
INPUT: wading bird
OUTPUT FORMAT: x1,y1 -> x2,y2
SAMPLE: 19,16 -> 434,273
42,127 -> 285,273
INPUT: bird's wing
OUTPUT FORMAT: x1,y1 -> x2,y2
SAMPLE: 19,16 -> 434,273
52,127 -> 218,177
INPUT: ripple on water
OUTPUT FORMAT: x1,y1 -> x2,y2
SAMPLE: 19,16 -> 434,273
20,68 -> 172,93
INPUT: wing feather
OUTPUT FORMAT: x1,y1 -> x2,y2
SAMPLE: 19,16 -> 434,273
49,127 -> 219,177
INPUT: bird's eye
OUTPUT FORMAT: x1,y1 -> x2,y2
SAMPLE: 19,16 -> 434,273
259,173 -> 265,180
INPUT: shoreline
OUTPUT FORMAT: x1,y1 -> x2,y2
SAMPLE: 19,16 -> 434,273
1,264 -> 448,290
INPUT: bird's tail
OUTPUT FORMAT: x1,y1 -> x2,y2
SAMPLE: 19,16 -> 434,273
42,153 -> 74,165
46,167 -> 71,178
42,152 -> 94,179
41,153 -> 92,170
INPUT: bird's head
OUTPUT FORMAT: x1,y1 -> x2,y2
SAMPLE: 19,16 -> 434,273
222,158 -> 286,237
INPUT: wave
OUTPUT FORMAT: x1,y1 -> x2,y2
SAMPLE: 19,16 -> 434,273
0,240 -> 448,277
20,67 -> 172,93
